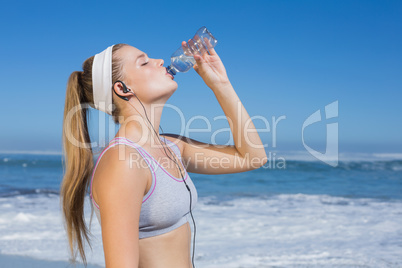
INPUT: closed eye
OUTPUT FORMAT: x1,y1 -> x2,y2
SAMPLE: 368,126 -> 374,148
142,61 -> 149,66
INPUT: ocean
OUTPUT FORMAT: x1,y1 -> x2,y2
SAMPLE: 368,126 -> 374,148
0,151 -> 401,268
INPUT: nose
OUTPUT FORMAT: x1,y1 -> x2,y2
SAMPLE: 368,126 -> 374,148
158,59 -> 164,66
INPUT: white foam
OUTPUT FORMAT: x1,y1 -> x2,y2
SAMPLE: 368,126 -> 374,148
13,212 -> 35,223
392,166 -> 402,171
193,195 -> 402,267
373,153 -> 402,159
0,194 -> 400,267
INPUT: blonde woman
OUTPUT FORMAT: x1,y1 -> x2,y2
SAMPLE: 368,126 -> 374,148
61,42 -> 267,268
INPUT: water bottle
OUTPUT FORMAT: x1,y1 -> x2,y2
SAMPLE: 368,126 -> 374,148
166,26 -> 218,76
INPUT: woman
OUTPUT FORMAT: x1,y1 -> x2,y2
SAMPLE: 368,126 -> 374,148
61,41 -> 267,268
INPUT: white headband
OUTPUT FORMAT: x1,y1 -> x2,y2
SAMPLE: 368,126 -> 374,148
92,45 -> 114,115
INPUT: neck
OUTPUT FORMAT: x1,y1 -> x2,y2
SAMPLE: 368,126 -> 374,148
117,101 -> 164,148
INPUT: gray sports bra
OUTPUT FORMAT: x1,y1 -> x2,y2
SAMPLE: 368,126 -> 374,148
90,135 -> 198,239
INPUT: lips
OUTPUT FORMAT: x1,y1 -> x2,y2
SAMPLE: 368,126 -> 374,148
166,72 -> 174,80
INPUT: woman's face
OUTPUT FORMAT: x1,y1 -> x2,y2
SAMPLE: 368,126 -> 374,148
117,45 -> 177,104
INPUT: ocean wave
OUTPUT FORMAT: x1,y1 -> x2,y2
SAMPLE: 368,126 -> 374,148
0,189 -> 59,198
272,151 -> 402,162
339,160 -> 402,172
0,150 -> 62,155
0,155 -> 62,168
0,194 -> 400,267
278,159 -> 402,173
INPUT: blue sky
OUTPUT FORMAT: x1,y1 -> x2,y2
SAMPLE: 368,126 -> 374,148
0,0 -> 401,154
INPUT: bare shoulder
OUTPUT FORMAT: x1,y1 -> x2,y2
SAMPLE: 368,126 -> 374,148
92,144 -> 150,207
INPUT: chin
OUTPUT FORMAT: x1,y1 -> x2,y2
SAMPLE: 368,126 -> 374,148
169,81 -> 178,91
157,83 -> 177,100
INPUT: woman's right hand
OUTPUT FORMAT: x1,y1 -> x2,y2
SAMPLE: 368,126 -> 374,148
182,39 -> 230,91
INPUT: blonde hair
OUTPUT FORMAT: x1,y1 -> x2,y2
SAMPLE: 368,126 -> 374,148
60,44 -> 127,265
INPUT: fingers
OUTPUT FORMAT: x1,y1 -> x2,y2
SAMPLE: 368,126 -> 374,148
203,37 -> 216,55
182,38 -> 216,56
194,54 -> 202,62
181,38 -> 216,65
182,39 -> 191,46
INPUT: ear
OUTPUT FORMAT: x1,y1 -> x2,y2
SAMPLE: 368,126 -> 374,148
113,81 -> 134,101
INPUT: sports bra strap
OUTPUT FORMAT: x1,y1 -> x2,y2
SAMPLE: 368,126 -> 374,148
89,138 -> 156,208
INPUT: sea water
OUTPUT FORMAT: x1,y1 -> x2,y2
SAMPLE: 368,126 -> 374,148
0,151 -> 401,267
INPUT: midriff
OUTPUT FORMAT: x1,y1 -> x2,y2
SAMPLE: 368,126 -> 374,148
138,222 -> 193,268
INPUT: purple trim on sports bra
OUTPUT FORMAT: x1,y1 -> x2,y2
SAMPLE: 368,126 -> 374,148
90,139 -> 157,210
114,136 -> 189,182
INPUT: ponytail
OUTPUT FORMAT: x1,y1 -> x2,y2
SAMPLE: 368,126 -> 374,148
60,44 -> 127,266
61,71 -> 94,266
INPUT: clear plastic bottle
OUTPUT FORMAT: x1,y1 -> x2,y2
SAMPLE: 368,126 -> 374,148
166,26 -> 218,76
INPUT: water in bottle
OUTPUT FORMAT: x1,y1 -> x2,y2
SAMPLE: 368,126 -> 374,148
166,26 -> 217,76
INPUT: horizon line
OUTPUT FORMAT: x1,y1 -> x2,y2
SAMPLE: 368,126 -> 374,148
1,150 -> 402,162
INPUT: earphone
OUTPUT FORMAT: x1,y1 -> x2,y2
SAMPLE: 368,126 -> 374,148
112,80 -> 197,268
113,80 -> 133,101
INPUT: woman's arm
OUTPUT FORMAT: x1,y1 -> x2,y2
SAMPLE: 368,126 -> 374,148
163,42 -> 267,175
94,145 -> 149,268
